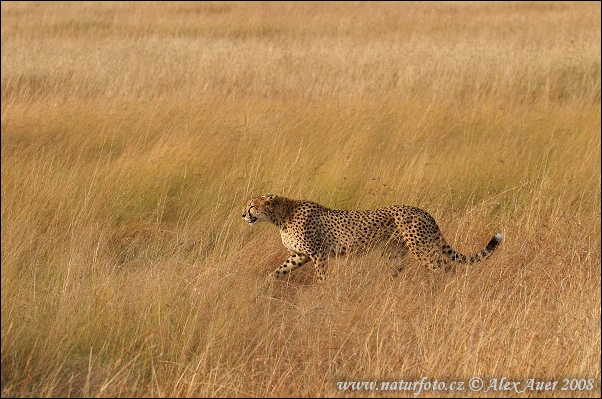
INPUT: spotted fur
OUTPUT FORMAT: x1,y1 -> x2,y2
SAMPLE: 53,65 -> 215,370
242,194 -> 502,281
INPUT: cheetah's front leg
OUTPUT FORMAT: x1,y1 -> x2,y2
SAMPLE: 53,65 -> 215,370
269,252 -> 311,279
310,256 -> 328,282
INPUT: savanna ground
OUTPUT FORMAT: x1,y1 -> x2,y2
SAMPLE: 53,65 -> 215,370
1,1 -> 600,397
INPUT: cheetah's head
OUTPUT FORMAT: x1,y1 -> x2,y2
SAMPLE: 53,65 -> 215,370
242,194 -> 277,225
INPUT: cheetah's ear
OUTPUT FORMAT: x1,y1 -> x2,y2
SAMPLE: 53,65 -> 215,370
264,193 -> 276,212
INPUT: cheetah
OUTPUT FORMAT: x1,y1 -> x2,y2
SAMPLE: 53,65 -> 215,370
242,194 -> 502,281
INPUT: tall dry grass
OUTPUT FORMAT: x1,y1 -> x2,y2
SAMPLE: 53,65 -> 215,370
1,1 -> 600,397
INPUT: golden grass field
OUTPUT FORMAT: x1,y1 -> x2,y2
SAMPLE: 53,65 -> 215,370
1,1 -> 600,397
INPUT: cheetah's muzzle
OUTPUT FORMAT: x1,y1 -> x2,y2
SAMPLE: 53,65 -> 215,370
243,206 -> 257,225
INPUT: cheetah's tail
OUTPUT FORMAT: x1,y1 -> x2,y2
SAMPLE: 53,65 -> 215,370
443,233 -> 503,264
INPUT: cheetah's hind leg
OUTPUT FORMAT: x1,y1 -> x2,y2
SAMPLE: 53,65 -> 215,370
384,239 -> 410,277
